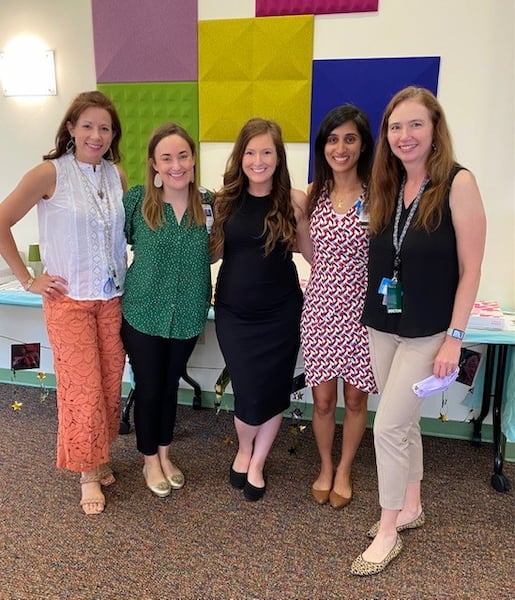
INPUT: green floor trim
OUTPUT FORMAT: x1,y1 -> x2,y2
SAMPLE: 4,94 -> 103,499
2,372 -> 509,461
0,368 -> 57,389
177,390 -> 497,446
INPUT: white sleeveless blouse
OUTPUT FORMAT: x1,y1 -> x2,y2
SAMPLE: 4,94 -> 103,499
37,152 -> 127,300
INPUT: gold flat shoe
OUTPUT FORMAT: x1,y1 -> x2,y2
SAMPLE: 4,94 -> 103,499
166,470 -> 185,490
311,486 -> 331,505
350,535 -> 403,576
367,511 -> 425,539
329,489 -> 352,510
142,466 -> 171,498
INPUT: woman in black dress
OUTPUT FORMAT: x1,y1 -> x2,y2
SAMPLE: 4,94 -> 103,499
211,118 -> 311,501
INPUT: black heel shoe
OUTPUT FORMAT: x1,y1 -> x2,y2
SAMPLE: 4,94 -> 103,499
243,480 -> 266,501
229,466 -> 247,489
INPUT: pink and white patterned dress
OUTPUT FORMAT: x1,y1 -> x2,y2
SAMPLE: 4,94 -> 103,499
301,187 -> 376,392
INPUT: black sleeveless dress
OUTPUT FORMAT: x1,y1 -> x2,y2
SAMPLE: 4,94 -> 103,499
214,191 -> 303,425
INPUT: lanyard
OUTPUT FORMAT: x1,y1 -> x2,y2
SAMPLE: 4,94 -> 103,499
392,175 -> 429,278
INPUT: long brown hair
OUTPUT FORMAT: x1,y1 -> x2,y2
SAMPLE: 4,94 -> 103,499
367,86 -> 456,235
308,104 -> 374,217
43,90 -> 122,162
142,123 -> 205,231
210,117 -> 295,257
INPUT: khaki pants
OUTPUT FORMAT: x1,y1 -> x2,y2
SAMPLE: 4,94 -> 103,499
368,328 -> 446,509
44,296 -> 125,472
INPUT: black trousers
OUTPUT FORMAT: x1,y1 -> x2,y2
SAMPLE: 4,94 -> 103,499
121,317 -> 198,455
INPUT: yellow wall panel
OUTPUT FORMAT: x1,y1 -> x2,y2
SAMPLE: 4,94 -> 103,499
199,16 -> 313,142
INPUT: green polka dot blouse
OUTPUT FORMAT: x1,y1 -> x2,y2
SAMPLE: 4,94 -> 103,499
122,185 -> 212,339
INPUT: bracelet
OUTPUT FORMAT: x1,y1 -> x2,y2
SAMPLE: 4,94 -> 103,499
23,276 -> 35,291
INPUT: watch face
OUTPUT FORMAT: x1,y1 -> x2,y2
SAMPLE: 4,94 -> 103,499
448,328 -> 464,340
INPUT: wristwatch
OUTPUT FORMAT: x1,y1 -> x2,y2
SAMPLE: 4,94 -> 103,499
447,327 -> 465,340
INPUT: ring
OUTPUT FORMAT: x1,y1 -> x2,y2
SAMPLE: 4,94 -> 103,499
46,287 -> 51,293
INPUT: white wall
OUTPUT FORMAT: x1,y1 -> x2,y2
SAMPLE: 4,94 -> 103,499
0,1 -> 513,422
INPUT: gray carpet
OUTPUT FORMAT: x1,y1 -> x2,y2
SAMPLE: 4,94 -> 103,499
1,384 -> 514,600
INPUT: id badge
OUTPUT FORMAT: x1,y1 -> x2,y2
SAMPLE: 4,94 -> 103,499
202,204 -> 214,234
386,279 -> 402,313
356,199 -> 369,228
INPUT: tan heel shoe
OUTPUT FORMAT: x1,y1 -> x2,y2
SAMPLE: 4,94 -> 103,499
329,488 -> 352,509
98,463 -> 115,487
80,468 -> 105,515
311,486 -> 331,505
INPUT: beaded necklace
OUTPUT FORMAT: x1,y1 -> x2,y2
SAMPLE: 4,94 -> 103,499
73,158 -> 120,292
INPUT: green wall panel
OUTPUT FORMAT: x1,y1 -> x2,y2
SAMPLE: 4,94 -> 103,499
98,82 -> 199,189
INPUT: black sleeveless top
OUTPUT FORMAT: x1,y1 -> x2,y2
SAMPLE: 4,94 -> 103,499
361,166 -> 463,338
215,191 -> 301,313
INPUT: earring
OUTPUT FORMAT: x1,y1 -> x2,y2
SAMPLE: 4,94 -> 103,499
65,137 -> 75,153
432,143 -> 437,151
153,173 -> 163,188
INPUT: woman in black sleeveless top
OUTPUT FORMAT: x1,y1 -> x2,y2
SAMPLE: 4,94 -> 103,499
211,118 -> 311,501
351,87 -> 486,576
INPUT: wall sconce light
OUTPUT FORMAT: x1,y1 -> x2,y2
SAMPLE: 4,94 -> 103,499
0,43 -> 57,97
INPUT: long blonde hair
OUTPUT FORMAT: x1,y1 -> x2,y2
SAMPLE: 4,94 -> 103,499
142,123 -> 205,230
367,86 -> 456,235
210,117 -> 295,258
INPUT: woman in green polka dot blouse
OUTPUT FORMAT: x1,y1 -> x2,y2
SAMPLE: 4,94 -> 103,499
121,123 -> 213,498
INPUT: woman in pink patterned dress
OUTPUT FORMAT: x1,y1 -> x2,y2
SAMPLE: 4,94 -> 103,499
301,105 -> 376,508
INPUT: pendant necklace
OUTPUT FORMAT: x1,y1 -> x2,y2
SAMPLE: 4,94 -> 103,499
331,183 -> 365,211
73,158 -> 120,292
74,158 -> 106,199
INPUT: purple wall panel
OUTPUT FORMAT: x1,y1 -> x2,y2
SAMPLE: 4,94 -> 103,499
92,0 -> 198,83
308,56 -> 440,180
256,0 -> 378,17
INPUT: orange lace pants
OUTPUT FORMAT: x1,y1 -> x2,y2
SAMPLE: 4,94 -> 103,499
44,296 -> 125,472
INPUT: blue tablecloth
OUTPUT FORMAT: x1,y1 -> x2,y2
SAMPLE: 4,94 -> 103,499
0,289 -> 216,320
0,290 -> 44,307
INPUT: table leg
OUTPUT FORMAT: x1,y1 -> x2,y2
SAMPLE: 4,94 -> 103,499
120,388 -> 135,434
182,370 -> 203,410
472,344 -> 495,447
490,344 -> 511,492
